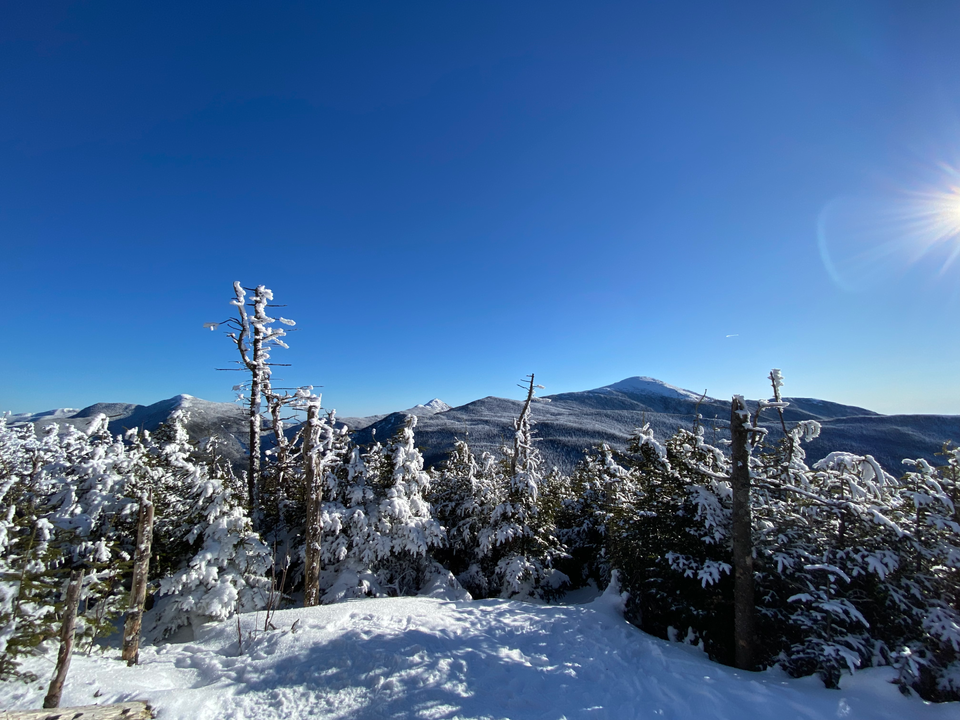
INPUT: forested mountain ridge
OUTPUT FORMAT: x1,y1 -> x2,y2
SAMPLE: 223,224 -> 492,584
8,376 -> 956,475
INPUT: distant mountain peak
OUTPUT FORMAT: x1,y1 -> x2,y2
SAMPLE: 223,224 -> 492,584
409,398 -> 452,415
592,376 -> 711,402
5,407 -> 80,424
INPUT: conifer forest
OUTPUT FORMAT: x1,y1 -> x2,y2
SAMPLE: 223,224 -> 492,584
1,283 -> 958,705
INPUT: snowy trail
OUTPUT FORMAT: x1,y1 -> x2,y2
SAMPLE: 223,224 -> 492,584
1,593 -> 953,719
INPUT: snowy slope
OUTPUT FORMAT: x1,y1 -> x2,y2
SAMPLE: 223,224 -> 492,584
591,376 -> 713,403
339,398 -> 452,430
4,407 -> 79,423
1,588 -> 951,719
410,398 -> 452,415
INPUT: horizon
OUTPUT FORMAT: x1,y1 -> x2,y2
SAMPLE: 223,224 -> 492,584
4,3 -> 960,418
2,371 -> 910,420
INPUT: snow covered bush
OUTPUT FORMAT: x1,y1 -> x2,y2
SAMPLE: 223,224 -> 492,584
607,424 -> 735,662
474,378 -> 567,600
0,416 -> 139,676
318,417 -> 446,603
428,439 -> 494,590
556,444 -> 633,590
142,412 -> 271,639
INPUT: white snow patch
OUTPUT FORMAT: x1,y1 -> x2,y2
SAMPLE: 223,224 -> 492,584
592,376 -> 712,402
1,596 -> 952,719
409,399 -> 452,415
4,407 -> 80,423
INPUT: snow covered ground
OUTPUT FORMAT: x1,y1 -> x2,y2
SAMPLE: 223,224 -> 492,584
1,586 -> 953,719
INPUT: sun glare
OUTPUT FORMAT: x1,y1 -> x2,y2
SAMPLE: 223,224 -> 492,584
818,164 -> 960,292
906,166 -> 960,267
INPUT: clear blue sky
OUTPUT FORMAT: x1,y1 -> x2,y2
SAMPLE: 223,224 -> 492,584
3,1 -> 960,417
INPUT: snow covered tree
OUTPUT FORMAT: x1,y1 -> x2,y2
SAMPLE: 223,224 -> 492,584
882,455 -> 960,699
209,282 -> 296,524
0,415 -> 140,677
143,412 -> 271,639
302,394 -> 350,606
477,375 -> 567,600
0,420 -> 62,680
319,417 -> 447,603
556,444 -> 633,590
609,423 -> 735,661
765,450 -> 900,687
428,439 -> 484,579
429,442 -> 501,599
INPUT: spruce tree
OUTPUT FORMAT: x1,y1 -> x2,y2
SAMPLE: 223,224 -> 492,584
477,375 -> 566,599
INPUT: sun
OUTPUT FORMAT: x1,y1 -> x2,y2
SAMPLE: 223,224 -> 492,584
817,163 -> 960,292
907,172 -> 960,272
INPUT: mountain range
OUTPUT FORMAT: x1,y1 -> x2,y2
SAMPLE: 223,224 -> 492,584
7,376 -> 960,476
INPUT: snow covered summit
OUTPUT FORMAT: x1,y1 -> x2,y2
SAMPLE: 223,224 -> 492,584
4,407 -> 79,424
409,398 -> 452,415
591,376 -> 713,402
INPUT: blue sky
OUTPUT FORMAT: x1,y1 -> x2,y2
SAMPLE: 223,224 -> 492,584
3,1 -> 960,417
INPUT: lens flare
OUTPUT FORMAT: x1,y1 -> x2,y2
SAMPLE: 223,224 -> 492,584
818,166 -> 960,293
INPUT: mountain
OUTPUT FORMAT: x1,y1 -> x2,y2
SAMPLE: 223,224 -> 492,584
9,377 -> 960,476
337,398 -> 452,431
355,377 -> 952,473
14,395 -> 250,469
5,407 -> 80,424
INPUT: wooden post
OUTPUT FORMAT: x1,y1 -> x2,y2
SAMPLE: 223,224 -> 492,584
730,395 -> 756,670
122,492 -> 154,666
302,401 -> 321,607
43,568 -> 84,709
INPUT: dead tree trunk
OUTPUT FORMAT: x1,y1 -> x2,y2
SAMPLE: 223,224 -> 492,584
122,493 -> 155,666
511,374 -> 537,478
730,395 -> 757,671
43,569 -> 84,708
302,401 -> 322,607
247,322 -> 264,518
221,283 -> 294,528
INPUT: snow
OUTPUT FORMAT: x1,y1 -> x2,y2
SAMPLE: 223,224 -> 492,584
4,407 -> 79,423
410,399 -> 453,415
592,376 -> 712,402
2,593 -> 952,719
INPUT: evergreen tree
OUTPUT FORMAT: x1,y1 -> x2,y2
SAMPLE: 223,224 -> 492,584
609,423 -> 735,660
556,444 -> 632,590
320,417 -> 446,602
143,412 -> 271,639
477,375 -> 566,600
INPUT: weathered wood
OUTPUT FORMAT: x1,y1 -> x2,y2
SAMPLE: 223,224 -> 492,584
730,395 -> 757,671
43,569 -> 85,709
0,701 -> 153,719
302,400 -> 322,607
121,493 -> 154,666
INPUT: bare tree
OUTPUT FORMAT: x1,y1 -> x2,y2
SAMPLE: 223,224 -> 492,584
121,492 -> 154,666
302,397 -> 324,607
511,374 -> 543,479
730,395 -> 756,670
43,569 -> 84,708
209,283 -> 294,522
